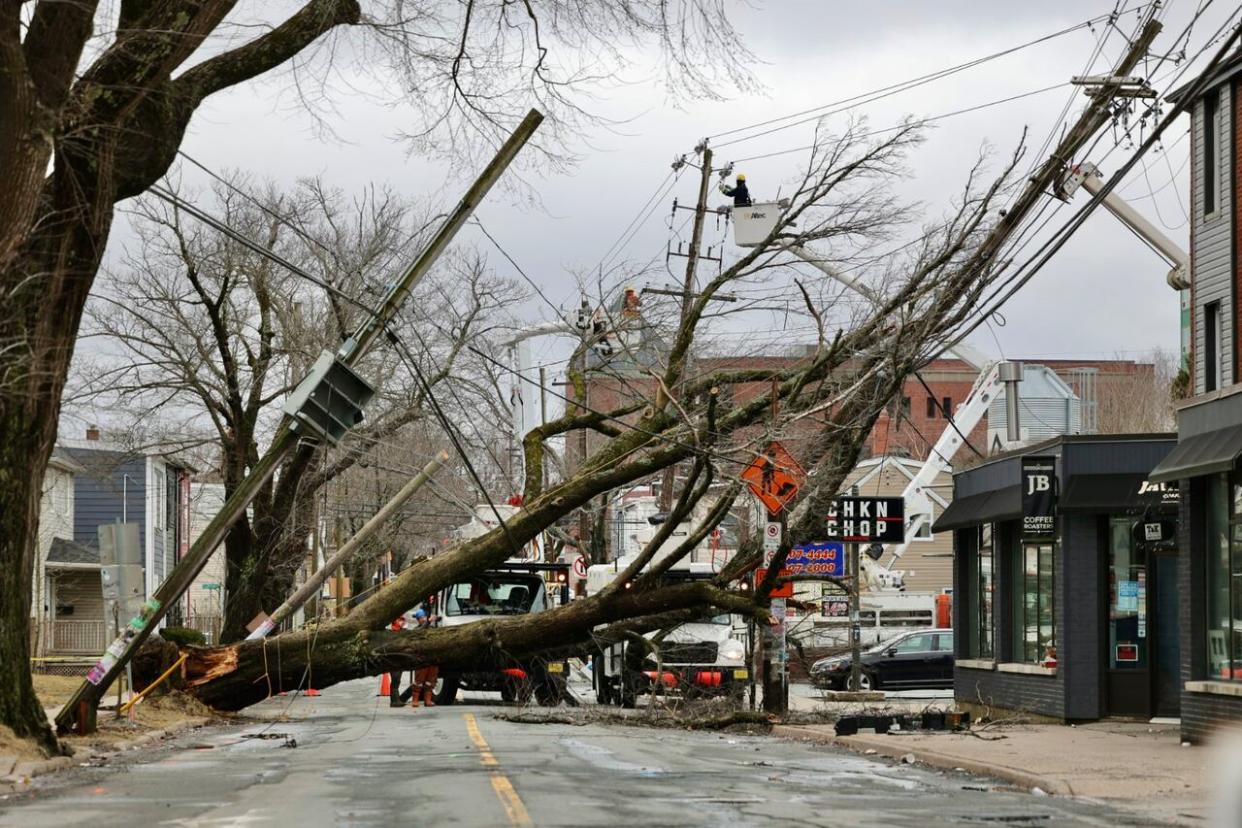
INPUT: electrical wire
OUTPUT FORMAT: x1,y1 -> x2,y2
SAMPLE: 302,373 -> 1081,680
708,6 -> 1151,146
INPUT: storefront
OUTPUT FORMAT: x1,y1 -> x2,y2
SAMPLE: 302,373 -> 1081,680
1148,389 -> 1242,743
936,435 -> 1179,722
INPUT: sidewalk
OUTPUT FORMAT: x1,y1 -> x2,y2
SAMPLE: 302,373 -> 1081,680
774,720 -> 1215,824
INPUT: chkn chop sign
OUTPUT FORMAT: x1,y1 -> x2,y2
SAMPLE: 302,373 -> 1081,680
825,497 -> 905,543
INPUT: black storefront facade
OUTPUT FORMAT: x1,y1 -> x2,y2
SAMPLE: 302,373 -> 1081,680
1148,389 -> 1242,743
936,435 -> 1182,724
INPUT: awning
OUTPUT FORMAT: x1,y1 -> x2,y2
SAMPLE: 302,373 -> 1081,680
1059,474 -> 1147,513
933,488 -> 1021,532
1148,424 -> 1242,483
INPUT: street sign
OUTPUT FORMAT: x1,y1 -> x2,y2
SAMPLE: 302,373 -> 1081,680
1021,456 -> 1057,539
755,568 -> 794,598
786,542 -> 845,577
825,497 -> 905,542
572,556 -> 588,578
202,583 -> 221,590
741,441 -> 806,516
762,521 -> 781,553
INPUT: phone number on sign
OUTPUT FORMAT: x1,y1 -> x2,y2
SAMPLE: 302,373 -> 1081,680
785,562 -> 843,575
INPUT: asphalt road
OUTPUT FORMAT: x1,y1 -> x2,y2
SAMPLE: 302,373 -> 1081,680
0,680 -> 1156,827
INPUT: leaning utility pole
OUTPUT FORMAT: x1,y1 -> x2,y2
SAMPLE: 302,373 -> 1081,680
246,452 -> 448,639
56,109 -> 544,735
659,140 -> 713,511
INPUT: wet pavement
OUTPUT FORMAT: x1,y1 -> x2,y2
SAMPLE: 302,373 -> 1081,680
0,679 -> 1161,826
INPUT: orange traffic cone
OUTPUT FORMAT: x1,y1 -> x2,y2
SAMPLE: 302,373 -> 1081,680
378,673 -> 391,697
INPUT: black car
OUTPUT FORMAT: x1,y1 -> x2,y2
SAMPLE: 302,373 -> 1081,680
810,628 -> 954,691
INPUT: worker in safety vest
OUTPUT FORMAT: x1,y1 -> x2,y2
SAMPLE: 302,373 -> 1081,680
387,615 -> 408,707
720,173 -> 751,206
408,605 -> 441,707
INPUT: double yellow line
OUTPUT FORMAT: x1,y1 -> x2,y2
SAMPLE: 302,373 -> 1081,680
463,712 -> 532,827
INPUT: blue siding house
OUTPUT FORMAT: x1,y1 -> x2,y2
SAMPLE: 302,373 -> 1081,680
60,429 -> 193,604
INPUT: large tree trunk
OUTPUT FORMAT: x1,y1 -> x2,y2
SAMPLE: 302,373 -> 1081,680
186,581 -> 757,710
0,423 -> 62,756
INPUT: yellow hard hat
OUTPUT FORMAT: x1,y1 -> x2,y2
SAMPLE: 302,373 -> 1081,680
736,173 -> 746,181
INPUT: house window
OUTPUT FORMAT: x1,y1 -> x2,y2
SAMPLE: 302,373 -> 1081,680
1205,301 -> 1220,393
913,509 -> 934,541
926,396 -> 937,419
942,397 -> 952,417
154,468 -> 166,530
1203,89 -> 1220,216
966,524 -> 994,658
1014,542 -> 1055,664
1206,475 -> 1242,682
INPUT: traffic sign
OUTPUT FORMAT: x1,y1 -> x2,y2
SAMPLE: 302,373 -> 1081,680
825,497 -> 905,542
755,568 -> 794,599
762,521 -> 781,553
572,556 -> 588,578
741,441 -> 806,516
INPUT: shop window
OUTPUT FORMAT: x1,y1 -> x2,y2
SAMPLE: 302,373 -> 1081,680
1108,517 -> 1148,670
1014,542 -> 1055,664
1206,474 -> 1242,682
965,524 -> 994,658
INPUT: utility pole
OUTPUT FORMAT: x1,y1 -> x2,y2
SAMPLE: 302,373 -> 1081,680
659,140 -> 713,512
761,376 -> 789,715
848,485 -> 862,693
56,109 -> 545,735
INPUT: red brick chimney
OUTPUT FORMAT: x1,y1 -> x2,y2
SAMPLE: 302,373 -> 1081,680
871,411 -> 891,456
85,425 -> 100,441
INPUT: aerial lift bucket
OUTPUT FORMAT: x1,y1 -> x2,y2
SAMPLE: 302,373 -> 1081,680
732,201 -> 786,247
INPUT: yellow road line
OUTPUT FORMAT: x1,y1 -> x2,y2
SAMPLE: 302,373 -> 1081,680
463,712 -> 532,827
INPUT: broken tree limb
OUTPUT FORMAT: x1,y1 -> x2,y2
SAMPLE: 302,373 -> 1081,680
185,580 -> 761,710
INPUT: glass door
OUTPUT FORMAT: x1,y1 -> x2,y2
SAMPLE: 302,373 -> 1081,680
1107,517 -> 1150,717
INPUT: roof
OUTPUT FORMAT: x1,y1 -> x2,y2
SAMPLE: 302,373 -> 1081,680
957,433 -> 1177,474
1167,47 -> 1242,103
46,537 -> 100,567
47,448 -> 84,475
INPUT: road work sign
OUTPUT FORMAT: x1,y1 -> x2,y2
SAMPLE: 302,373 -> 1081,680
741,441 -> 806,516
825,497 -> 905,543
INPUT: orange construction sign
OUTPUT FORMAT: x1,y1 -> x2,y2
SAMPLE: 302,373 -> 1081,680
741,441 -> 806,516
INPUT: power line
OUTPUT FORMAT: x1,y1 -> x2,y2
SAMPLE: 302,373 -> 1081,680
709,6 -> 1148,146
729,82 -> 1069,165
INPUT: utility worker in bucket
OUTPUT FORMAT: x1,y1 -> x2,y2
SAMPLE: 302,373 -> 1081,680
720,173 -> 752,206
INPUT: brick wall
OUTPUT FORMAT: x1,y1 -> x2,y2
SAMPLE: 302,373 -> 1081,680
955,667 -> 1066,720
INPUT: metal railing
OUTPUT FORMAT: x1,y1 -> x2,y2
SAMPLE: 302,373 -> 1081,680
46,620 -> 108,654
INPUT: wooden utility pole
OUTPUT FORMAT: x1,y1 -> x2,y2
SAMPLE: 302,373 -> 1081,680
847,485 -> 862,692
56,110 -> 545,734
659,141 -> 713,511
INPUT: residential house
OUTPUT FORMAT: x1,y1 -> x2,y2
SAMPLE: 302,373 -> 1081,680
53,427 -> 194,644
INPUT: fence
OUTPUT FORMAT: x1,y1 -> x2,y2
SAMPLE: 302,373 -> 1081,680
182,614 -> 223,645
38,619 -> 108,655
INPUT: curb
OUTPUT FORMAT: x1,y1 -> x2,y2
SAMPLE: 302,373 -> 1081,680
771,725 -> 1067,795
0,715 -> 215,794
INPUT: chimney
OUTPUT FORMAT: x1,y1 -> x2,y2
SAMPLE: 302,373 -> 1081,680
85,425 -> 101,441
872,411 -> 891,456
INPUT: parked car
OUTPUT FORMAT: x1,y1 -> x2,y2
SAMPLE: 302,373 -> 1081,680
810,628 -> 954,691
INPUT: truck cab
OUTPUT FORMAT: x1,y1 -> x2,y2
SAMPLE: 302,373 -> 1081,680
433,560 -> 571,704
587,560 -> 751,707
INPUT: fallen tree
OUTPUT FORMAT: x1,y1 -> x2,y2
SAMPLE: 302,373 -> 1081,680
181,120 -> 1025,709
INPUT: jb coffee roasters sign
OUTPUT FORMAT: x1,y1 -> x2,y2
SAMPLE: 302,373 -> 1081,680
1021,456 -> 1057,539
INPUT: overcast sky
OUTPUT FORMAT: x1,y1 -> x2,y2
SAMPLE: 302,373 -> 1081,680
115,0 -> 1237,427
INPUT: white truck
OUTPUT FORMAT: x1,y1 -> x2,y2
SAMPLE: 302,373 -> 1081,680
586,557 -> 750,707
432,559 -> 572,705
